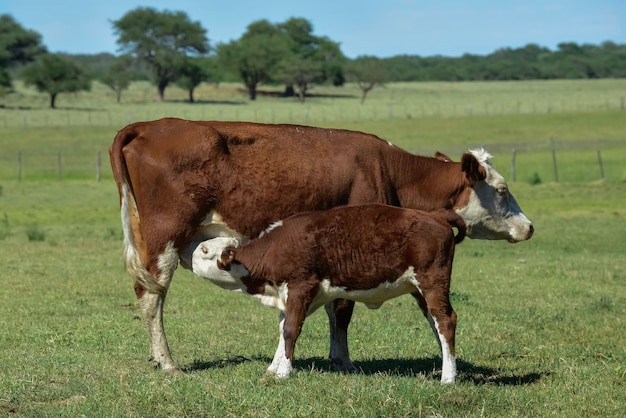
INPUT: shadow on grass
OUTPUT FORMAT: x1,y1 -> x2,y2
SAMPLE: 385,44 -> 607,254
184,355 -> 547,386
183,355 -> 268,373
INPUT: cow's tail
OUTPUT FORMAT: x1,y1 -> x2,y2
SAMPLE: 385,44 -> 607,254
434,209 -> 467,244
110,125 -> 166,297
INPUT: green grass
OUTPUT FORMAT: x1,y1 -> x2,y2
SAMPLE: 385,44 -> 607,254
0,79 -> 625,416
0,182 -> 625,416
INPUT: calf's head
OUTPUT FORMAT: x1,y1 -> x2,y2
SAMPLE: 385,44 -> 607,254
191,237 -> 248,290
455,149 -> 534,243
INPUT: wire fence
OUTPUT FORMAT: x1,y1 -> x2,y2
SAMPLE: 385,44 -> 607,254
1,143 -> 624,183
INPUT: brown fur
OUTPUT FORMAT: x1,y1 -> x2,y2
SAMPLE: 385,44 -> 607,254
219,205 -> 462,370
108,118 -> 495,373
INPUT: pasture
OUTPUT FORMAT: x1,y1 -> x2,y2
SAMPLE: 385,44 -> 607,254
0,80 -> 625,416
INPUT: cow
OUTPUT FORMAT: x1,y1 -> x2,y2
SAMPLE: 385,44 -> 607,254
187,205 -> 466,383
109,117 -> 533,375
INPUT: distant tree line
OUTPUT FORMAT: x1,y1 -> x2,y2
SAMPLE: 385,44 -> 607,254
2,9 -> 625,108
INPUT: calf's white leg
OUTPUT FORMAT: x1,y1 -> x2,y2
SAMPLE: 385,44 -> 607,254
267,313 -> 293,378
430,313 -> 457,384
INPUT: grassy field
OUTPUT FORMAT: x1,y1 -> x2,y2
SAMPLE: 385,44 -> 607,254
0,79 -> 625,416
0,180 -> 624,417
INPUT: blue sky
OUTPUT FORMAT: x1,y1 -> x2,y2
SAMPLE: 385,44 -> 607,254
1,0 -> 624,58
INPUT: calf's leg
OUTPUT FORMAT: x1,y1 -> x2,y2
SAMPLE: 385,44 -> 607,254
411,289 -> 457,384
267,312 -> 292,377
267,283 -> 315,378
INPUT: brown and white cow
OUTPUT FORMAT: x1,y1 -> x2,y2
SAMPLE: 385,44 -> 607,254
109,117 -> 533,375
189,206 -> 466,383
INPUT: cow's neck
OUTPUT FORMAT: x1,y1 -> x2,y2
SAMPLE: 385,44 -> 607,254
388,152 -> 467,211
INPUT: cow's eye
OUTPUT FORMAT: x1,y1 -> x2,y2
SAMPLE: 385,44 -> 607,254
496,186 -> 508,196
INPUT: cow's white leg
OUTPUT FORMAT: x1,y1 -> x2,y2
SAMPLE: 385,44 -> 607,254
134,243 -> 181,375
267,312 -> 293,378
325,300 -> 357,372
137,290 -> 180,374
428,313 -> 457,384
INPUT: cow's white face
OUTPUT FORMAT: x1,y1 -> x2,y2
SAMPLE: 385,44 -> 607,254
456,149 -> 534,243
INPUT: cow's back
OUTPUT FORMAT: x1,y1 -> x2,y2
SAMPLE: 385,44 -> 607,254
119,118 -> 402,239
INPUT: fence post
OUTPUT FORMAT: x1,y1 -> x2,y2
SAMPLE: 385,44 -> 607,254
96,151 -> 102,182
551,143 -> 559,182
511,149 -> 517,182
17,152 -> 22,182
597,149 -> 605,180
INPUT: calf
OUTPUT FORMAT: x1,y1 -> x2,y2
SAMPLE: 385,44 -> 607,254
190,205 -> 466,383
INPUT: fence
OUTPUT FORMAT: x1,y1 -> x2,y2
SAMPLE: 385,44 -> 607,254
1,143 -> 624,183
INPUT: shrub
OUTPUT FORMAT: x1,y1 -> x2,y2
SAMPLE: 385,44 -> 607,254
26,223 -> 45,242
528,172 -> 542,185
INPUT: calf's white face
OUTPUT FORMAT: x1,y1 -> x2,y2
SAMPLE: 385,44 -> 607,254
189,237 -> 248,291
456,149 -> 533,243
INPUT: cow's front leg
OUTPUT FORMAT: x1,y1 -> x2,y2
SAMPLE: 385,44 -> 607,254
325,299 -> 358,372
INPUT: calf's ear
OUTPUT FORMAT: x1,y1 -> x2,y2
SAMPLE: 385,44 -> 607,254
218,246 -> 236,271
461,153 -> 487,184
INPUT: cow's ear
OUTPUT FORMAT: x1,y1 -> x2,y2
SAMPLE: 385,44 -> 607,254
461,153 -> 487,183
218,246 -> 235,271
435,151 -> 452,162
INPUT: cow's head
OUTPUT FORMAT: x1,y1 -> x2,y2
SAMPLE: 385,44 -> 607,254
455,149 -> 534,243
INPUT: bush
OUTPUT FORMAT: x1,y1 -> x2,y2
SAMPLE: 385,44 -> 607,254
26,224 -> 45,242
528,172 -> 542,185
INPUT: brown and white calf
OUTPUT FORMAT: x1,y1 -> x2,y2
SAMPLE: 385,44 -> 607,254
189,205 -> 466,383
109,118 -> 533,375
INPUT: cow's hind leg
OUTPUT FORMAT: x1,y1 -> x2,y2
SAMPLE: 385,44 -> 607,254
325,299 -> 358,372
133,245 -> 182,375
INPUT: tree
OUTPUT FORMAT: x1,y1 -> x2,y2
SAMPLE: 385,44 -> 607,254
101,54 -> 134,103
22,54 -> 91,108
347,56 -> 387,104
276,18 -> 346,100
217,20 -> 290,100
175,56 -> 219,103
277,56 -> 323,102
0,14 -> 46,93
112,7 -> 209,101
